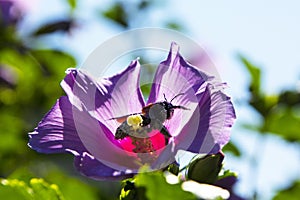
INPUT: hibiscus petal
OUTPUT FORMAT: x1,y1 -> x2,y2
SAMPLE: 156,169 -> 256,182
61,59 -> 145,132
175,83 -> 236,154
63,97 -> 144,171
28,96 -> 141,176
151,138 -> 177,170
148,42 -> 212,104
147,42 -> 213,137
147,43 -> 235,154
74,152 -> 134,180
28,96 -> 85,154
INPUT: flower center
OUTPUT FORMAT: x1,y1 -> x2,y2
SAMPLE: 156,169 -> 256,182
117,115 -> 167,153
118,130 -> 166,153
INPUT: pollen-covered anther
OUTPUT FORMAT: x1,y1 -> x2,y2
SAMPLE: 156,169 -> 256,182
126,114 -> 143,129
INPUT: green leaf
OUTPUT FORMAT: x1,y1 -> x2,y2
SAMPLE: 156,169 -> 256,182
0,179 -> 32,200
10,165 -> 99,200
187,153 -> 224,184
30,49 -> 76,77
222,142 -> 241,157
218,169 -> 238,180
32,20 -> 74,36
30,178 -> 64,200
165,22 -> 183,31
120,180 -> 147,200
0,49 -> 42,105
0,111 -> 24,153
263,105 -> 300,142
239,55 -> 280,116
138,0 -> 151,10
167,163 -> 180,175
67,0 -> 77,10
140,83 -> 151,99
140,62 -> 155,99
136,172 -> 196,200
273,180 -> 300,200
121,171 -> 196,200
0,178 -> 64,200
239,55 -> 261,95
45,170 -> 98,200
102,3 -> 128,28
278,90 -> 300,107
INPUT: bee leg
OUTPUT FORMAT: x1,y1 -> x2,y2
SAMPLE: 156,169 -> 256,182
160,125 -> 171,145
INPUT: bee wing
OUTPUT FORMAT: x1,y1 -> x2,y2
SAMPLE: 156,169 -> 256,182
108,113 -> 142,123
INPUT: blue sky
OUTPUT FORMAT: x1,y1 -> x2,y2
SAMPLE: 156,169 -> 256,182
21,0 -> 300,199
170,0 -> 300,97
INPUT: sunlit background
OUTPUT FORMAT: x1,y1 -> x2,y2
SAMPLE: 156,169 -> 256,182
1,0 -> 300,199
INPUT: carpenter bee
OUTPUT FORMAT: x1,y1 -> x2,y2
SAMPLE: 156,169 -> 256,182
112,93 -> 189,145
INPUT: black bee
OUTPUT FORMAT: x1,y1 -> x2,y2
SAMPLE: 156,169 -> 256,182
112,93 -> 189,145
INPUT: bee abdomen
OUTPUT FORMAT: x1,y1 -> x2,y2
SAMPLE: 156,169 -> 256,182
115,123 -> 130,139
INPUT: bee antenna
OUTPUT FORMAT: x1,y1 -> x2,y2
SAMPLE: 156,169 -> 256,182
172,105 -> 190,110
170,93 -> 185,103
163,93 -> 168,101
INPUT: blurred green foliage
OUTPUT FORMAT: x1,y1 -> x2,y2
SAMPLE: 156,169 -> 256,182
273,180 -> 300,200
240,55 -> 300,142
32,19 -> 75,36
239,55 -> 300,199
222,142 -> 241,157
0,178 -> 64,200
0,1 -> 103,199
101,0 -> 182,30
8,164 -> 100,200
120,171 -> 197,200
103,2 -> 129,28
67,0 -> 77,11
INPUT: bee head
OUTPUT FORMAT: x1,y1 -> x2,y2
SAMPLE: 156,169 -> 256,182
163,93 -> 189,120
146,93 -> 189,123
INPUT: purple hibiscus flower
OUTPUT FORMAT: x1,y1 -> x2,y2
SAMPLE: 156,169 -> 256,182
0,0 -> 30,26
28,42 -> 236,180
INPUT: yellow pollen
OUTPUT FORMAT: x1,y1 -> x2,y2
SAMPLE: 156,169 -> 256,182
127,114 -> 143,128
